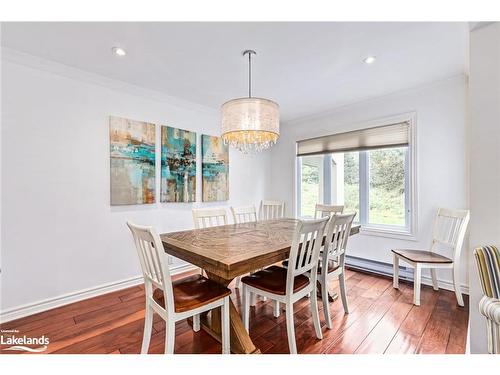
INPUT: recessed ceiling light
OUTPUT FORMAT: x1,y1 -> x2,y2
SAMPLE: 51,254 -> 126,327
111,47 -> 126,57
363,56 -> 376,64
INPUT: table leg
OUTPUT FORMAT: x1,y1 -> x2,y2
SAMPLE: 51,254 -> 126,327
203,271 -> 260,354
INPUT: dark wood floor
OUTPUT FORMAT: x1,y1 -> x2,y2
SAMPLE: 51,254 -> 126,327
0,269 -> 468,354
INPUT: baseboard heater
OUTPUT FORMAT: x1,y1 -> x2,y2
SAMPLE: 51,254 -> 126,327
345,255 -> 414,282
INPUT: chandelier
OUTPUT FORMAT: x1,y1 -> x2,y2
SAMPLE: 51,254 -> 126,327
221,50 -> 280,153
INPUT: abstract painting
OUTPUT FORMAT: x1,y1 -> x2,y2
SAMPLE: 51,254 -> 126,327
202,134 -> 229,202
161,126 -> 196,202
109,116 -> 156,205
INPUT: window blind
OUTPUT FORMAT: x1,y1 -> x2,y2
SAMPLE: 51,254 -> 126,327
296,122 -> 410,157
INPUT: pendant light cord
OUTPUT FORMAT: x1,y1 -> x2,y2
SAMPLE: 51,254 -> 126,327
248,51 -> 252,98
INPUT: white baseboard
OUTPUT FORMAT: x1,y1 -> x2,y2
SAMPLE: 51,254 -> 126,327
346,255 -> 469,295
0,263 -> 197,324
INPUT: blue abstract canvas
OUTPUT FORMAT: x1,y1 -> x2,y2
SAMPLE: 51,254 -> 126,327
161,126 -> 196,202
202,135 -> 229,202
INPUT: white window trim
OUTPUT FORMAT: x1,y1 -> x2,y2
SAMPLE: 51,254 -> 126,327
295,112 -> 418,241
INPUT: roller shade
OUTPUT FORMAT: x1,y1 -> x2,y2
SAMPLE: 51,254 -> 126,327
296,122 -> 410,157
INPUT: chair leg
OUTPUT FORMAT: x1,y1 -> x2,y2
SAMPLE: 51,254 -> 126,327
430,268 -> 439,291
285,302 -> 297,354
250,292 -> 256,307
141,303 -> 153,354
235,276 -> 241,289
242,285 -> 250,331
165,319 -> 175,354
339,272 -> 349,314
320,279 -> 332,329
273,300 -> 280,318
393,254 -> 399,289
413,265 -> 422,306
310,288 -> 323,340
193,314 -> 200,332
452,265 -> 464,307
221,297 -> 230,354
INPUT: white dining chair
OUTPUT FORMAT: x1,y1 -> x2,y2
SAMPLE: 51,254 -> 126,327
192,207 -> 228,229
314,203 -> 344,218
231,205 -> 258,224
241,217 -> 329,354
474,245 -> 500,354
392,208 -> 470,306
259,200 -> 285,220
127,221 -> 231,354
317,213 -> 355,328
231,205 -> 258,289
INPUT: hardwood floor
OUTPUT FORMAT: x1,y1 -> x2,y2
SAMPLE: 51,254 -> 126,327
0,269 -> 468,354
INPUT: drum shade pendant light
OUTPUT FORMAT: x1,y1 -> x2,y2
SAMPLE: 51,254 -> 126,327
221,50 -> 280,153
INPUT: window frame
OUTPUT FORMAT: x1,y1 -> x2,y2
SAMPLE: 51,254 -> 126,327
295,112 -> 418,240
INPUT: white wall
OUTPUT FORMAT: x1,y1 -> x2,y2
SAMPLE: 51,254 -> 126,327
468,23 -> 500,354
270,75 -> 469,290
0,54 -> 271,314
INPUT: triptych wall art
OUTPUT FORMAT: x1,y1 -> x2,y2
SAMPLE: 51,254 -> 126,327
109,116 -> 229,205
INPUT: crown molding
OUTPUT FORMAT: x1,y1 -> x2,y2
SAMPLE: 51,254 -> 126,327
1,46 -> 219,116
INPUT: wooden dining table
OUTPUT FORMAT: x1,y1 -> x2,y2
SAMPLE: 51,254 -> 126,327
160,218 -> 360,354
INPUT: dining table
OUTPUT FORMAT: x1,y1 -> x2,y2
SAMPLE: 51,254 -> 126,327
160,218 -> 360,354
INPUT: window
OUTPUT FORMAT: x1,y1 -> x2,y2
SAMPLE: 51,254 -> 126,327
296,117 -> 415,236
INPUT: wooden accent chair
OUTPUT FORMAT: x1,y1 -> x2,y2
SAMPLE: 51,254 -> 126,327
192,208 -> 228,229
231,205 -> 258,224
392,208 -> 470,306
474,245 -> 500,354
317,213 -> 356,328
241,217 -> 329,354
231,205 -> 258,288
127,221 -> 231,354
314,203 -> 344,218
259,200 -> 285,220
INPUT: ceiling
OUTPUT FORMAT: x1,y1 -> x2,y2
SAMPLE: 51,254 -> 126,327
1,22 -> 468,122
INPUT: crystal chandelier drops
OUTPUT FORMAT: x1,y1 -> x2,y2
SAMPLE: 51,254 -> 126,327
221,50 -> 280,154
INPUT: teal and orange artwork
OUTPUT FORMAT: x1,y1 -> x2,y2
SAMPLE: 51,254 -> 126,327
202,135 -> 229,202
161,126 -> 197,202
109,116 -> 156,205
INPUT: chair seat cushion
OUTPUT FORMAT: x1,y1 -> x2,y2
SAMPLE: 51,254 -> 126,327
241,265 -> 310,295
392,249 -> 453,264
153,274 -> 231,313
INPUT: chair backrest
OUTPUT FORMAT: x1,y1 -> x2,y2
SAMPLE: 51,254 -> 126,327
474,245 -> 500,299
314,204 -> 344,219
126,221 -> 174,311
231,205 -> 258,224
322,213 -> 356,269
192,208 -> 228,229
286,217 -> 329,295
431,208 -> 470,263
260,200 -> 285,220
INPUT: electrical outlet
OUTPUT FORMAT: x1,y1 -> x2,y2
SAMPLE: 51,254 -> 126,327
168,256 -> 173,265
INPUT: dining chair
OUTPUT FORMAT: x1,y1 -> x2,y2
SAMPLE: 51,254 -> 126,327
259,200 -> 285,220
231,205 -> 258,289
241,217 -> 329,354
316,213 -> 356,328
192,207 -> 228,229
314,203 -> 344,218
231,205 -> 258,224
474,245 -> 500,354
392,208 -> 470,306
127,221 -> 231,354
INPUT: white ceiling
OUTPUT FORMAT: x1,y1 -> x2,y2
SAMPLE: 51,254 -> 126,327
1,22 -> 468,122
